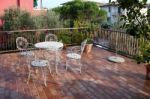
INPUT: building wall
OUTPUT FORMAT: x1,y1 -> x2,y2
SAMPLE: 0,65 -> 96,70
19,0 -> 33,13
0,0 -> 17,16
0,0 -> 34,16
0,0 -> 35,27
110,6 -> 118,23
101,5 -> 126,24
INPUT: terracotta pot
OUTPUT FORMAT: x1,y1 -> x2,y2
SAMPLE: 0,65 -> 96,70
84,44 -> 93,53
145,64 -> 150,80
63,44 -> 72,49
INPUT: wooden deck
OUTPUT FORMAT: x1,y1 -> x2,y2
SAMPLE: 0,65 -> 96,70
0,47 -> 150,99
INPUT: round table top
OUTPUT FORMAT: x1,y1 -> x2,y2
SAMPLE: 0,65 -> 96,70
34,41 -> 63,49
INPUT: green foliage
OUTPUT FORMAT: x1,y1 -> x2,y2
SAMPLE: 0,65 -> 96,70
2,8 -> 35,30
86,38 -> 93,44
101,22 -> 112,29
53,0 -> 107,27
46,10 -> 63,28
57,32 -> 72,44
118,0 -> 150,38
57,29 -> 89,45
52,7 -> 62,14
72,32 -> 84,44
2,8 -> 62,30
33,10 -> 63,29
135,40 -> 150,64
118,0 -> 150,64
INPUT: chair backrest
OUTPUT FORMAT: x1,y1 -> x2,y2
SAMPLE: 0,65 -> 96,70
45,34 -> 58,41
80,39 -> 87,55
16,37 -> 28,50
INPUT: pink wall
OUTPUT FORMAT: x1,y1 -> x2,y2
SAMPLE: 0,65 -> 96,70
0,0 -> 33,16
20,0 -> 33,13
0,0 -> 17,16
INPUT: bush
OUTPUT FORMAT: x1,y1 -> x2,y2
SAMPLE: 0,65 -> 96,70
2,7 -> 35,30
33,10 -> 63,29
57,30 -> 88,45
57,32 -> 72,44
72,32 -> 84,44
2,8 -> 63,30
101,23 -> 112,29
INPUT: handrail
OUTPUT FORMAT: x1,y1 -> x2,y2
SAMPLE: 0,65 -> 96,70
0,27 -> 88,33
0,27 -> 91,53
0,27 -> 140,57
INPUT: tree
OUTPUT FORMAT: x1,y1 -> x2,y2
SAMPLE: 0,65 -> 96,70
117,0 -> 150,64
33,10 -> 63,29
117,0 -> 150,38
53,0 -> 107,27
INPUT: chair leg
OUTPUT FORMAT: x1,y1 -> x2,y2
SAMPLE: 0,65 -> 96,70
47,61 -> 51,74
55,51 -> 60,74
66,60 -> 69,71
41,68 -> 47,86
55,61 -> 58,74
79,66 -> 82,74
27,57 -> 31,84
17,56 -> 21,70
48,65 -> 52,74
27,70 -> 31,84
78,59 -> 82,74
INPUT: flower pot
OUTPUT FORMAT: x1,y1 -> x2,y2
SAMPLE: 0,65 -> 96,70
63,44 -> 68,49
145,64 -> 150,80
84,44 -> 93,53
63,44 -> 72,49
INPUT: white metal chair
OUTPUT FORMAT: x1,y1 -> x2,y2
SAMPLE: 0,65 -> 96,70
16,37 -> 34,58
66,39 -> 87,73
16,37 -> 34,65
45,33 -> 58,41
45,33 -> 63,74
27,52 -> 50,86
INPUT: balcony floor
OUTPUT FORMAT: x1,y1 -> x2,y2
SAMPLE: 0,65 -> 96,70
0,47 -> 150,99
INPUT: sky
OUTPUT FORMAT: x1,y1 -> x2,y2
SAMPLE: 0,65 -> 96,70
38,0 -> 150,9
38,0 -> 112,9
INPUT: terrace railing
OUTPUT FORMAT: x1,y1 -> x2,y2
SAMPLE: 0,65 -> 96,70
0,27 -> 90,53
94,28 -> 139,56
0,27 -> 140,57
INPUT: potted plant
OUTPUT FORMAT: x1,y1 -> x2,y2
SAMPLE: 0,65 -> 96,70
84,38 -> 93,53
135,40 -> 150,79
145,63 -> 150,80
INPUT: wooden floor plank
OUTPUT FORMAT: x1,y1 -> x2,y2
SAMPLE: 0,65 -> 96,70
0,47 -> 150,99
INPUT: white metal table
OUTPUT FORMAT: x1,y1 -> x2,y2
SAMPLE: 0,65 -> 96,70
34,41 -> 63,50
34,41 -> 63,73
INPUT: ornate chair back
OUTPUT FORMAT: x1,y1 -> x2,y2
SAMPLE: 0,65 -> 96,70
16,37 -> 28,50
45,34 -> 58,41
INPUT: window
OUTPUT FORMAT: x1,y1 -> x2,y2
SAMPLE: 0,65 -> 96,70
118,7 -> 121,14
109,6 -> 111,12
107,17 -> 111,22
34,0 -> 38,8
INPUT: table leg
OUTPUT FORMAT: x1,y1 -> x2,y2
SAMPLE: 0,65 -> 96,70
55,50 -> 58,74
41,67 -> 47,86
